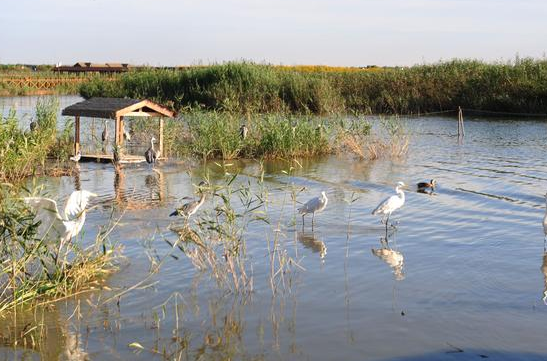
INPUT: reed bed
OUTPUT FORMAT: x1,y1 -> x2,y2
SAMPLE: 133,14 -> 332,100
0,99 -> 75,183
80,58 -> 547,115
131,110 -> 372,160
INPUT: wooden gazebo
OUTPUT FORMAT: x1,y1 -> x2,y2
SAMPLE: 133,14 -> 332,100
62,97 -> 175,163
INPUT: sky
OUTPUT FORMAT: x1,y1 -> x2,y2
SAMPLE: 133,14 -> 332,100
1,0 -> 546,67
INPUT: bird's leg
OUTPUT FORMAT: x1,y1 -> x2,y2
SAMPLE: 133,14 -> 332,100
385,214 -> 390,233
302,214 -> 305,229
311,213 -> 315,231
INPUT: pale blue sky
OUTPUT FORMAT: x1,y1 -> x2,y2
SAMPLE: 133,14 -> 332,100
1,0 -> 546,66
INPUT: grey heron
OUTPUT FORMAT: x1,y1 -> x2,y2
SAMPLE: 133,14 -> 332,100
298,191 -> 328,230
239,124 -> 248,140
169,181 -> 208,224
144,137 -> 158,166
372,181 -> 407,231
101,121 -> 109,143
23,190 -> 97,264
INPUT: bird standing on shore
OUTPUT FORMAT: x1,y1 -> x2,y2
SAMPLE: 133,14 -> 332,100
144,137 -> 158,167
372,182 -> 407,231
170,181 -> 208,224
298,191 -> 328,230
23,190 -> 97,264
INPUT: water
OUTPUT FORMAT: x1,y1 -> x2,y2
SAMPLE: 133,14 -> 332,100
2,96 -> 547,360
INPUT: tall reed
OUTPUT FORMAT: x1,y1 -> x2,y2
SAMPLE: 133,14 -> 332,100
80,59 -> 547,115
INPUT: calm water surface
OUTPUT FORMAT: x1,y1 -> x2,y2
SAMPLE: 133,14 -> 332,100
2,96 -> 547,360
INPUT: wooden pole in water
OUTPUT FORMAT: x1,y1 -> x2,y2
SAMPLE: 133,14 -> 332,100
74,116 -> 80,154
159,117 -> 164,158
457,106 -> 465,137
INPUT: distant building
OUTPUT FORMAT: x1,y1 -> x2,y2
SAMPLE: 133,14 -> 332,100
53,62 -> 133,73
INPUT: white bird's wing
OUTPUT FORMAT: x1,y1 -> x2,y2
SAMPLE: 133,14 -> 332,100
63,191 -> 91,220
372,195 -> 401,215
23,197 -> 68,240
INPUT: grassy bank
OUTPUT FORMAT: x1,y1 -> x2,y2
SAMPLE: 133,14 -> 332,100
80,59 -> 547,115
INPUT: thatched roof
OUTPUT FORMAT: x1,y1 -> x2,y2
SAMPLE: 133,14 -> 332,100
62,97 -> 174,119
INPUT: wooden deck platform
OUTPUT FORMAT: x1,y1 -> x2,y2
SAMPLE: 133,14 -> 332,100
81,154 -> 166,164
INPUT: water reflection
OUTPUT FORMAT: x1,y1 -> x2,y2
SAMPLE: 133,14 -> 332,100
107,165 -> 167,210
541,251 -> 547,305
0,307 -> 87,360
371,235 -> 405,281
297,231 -> 327,260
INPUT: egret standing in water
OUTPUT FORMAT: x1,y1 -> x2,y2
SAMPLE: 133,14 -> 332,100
372,181 -> 407,232
170,181 -> 208,225
23,190 -> 97,264
298,191 -> 328,230
144,137 -> 158,167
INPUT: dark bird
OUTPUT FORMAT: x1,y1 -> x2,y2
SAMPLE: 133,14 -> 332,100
169,181 -> 208,222
144,137 -> 158,166
101,121 -> 109,143
29,119 -> 38,132
417,179 -> 437,191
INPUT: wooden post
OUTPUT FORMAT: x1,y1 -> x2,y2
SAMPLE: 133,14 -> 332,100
159,117 -> 164,158
115,115 -> 121,147
119,116 -> 124,147
74,116 -> 80,154
457,106 -> 465,137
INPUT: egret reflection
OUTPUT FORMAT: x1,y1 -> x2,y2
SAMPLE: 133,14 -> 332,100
371,236 -> 405,281
297,231 -> 327,260
541,251 -> 547,305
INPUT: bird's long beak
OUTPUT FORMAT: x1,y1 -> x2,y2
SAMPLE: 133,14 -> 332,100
90,192 -> 98,197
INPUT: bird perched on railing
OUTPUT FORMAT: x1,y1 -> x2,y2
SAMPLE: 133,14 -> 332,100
298,191 -> 328,230
372,182 -> 407,231
170,181 -> 208,224
23,190 -> 97,264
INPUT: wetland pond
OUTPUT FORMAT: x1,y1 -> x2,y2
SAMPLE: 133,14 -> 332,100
2,96 -> 547,360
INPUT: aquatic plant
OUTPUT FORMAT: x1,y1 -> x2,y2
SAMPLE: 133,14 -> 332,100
0,185 -> 121,312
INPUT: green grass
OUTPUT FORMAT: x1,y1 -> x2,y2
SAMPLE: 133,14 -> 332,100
130,110 -> 371,160
80,59 -> 547,115
0,98 -> 73,183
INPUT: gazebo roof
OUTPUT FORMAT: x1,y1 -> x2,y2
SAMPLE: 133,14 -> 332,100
62,97 -> 175,119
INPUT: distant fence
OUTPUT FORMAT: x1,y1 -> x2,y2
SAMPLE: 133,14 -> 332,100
0,76 -> 113,89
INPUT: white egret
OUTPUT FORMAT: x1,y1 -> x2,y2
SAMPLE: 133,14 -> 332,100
372,181 -> 407,231
70,150 -> 81,162
239,124 -> 248,140
169,181 -> 207,224
123,125 -> 131,142
144,137 -> 158,166
298,191 -> 328,229
23,190 -> 97,263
